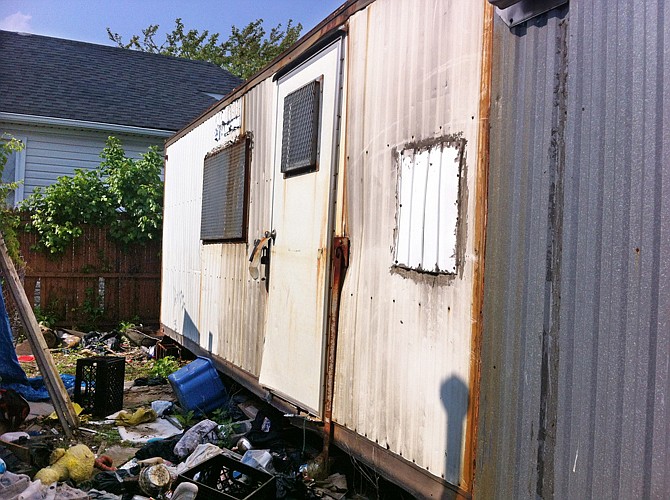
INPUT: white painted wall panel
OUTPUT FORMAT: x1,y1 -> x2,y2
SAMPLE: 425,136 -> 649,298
162,86 -> 273,375
332,0 -> 484,487
160,0 -> 484,489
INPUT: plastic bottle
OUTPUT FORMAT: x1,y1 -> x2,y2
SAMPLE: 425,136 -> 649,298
0,458 -> 6,474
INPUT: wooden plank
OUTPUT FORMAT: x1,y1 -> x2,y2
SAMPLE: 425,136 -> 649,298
0,232 -> 79,437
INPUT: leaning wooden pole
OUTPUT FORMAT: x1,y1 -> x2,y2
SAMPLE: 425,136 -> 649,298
0,232 -> 79,438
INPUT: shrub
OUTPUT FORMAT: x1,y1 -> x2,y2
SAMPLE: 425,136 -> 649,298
22,136 -> 163,254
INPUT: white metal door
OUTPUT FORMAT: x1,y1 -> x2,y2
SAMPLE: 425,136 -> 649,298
259,40 -> 342,414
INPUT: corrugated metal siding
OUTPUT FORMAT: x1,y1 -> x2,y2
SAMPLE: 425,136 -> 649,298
162,83 -> 273,375
477,1 -> 670,498
0,123 -> 158,199
557,1 -> 669,497
476,8 -> 567,497
333,0 -> 484,487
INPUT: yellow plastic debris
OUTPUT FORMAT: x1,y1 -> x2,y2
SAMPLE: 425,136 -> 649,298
115,407 -> 157,426
47,403 -> 83,420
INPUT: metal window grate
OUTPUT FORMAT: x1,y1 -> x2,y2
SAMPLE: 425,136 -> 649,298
280,79 -> 321,175
201,136 -> 249,242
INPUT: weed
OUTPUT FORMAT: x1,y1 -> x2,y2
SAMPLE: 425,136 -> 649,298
210,408 -> 232,426
174,409 -> 197,428
150,356 -> 180,379
33,305 -> 60,329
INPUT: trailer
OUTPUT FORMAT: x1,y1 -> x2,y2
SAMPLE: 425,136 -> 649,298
161,1 -> 669,497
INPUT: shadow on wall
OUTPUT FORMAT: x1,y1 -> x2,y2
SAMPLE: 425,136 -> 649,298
182,310 -> 199,344
441,376 -> 468,498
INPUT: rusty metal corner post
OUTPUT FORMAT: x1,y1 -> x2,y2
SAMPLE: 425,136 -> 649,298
322,236 -> 350,456
0,232 -> 79,438
464,0 -> 494,492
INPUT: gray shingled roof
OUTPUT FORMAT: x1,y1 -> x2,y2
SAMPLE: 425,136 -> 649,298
0,30 -> 243,131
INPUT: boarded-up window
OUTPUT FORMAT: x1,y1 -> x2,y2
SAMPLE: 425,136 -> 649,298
280,79 -> 321,176
201,136 -> 250,242
395,139 -> 464,274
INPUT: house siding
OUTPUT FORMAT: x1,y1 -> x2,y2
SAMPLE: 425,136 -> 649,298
0,122 -> 163,202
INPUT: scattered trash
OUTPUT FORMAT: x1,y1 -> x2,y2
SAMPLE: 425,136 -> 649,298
93,454 -> 116,472
1,315 -> 373,499
176,453 -> 275,499
138,463 -> 172,496
1,375 -> 76,403
0,389 -> 30,431
173,419 -> 219,459
74,356 -> 125,416
312,472 -> 349,500
47,402 -> 84,421
168,357 -> 230,415
34,444 -> 95,484
239,449 -> 274,474
236,436 -> 253,454
113,407 -> 157,426
117,418 -> 182,444
150,400 -> 173,417
170,481 -> 198,500
1,431 -> 30,443
175,443 -> 222,475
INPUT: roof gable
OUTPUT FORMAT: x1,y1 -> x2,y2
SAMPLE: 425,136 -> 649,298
0,30 -> 243,132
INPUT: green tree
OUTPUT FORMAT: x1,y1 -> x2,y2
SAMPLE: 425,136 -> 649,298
22,137 -> 163,254
0,135 -> 24,266
106,18 -> 302,80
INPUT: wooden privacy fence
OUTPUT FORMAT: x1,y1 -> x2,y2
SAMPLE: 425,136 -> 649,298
18,223 -> 161,329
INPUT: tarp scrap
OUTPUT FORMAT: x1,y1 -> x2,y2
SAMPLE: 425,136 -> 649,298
0,282 -> 28,385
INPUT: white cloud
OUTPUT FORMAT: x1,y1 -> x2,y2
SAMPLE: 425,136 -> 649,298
0,12 -> 32,32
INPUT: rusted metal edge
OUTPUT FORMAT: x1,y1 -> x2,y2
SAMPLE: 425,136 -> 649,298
463,1 -> 494,492
273,29 -> 347,82
322,237 -> 350,453
333,424 -> 471,499
166,0 -> 375,148
161,324 -> 299,416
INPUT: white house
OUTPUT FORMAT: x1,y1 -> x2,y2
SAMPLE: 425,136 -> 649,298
0,30 -> 242,205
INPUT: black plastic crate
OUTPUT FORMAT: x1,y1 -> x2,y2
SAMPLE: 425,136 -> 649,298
73,356 -> 125,416
176,454 -> 275,499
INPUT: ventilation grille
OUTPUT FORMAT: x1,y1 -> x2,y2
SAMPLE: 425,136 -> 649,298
280,79 -> 321,175
201,137 -> 249,242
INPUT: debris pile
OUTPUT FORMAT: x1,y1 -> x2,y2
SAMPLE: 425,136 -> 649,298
1,346 -> 358,499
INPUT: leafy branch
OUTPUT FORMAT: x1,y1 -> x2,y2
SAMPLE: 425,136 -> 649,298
107,18 -> 302,80
22,137 -> 163,254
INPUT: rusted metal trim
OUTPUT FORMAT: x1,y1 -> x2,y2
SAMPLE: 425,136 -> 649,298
273,30 -> 347,82
322,236 -> 350,453
464,1 -> 494,492
161,324 -> 298,416
333,424 -> 470,499
166,0 -> 375,148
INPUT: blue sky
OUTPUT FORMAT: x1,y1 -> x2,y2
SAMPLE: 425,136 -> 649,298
0,1 -> 344,47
